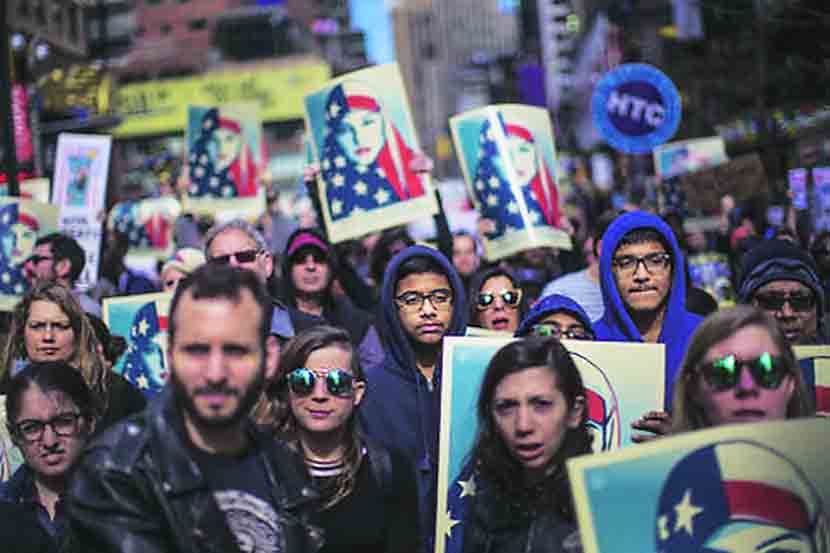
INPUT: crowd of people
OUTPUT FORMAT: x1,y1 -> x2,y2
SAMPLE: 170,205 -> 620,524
0,169 -> 826,553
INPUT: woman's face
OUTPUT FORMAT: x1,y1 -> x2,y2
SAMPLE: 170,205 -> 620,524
695,324 -> 794,426
491,366 -> 582,481
161,267 -> 187,293
4,222 -> 37,265
289,345 -> 365,439
212,128 -> 242,171
335,109 -> 385,166
506,135 -> 537,187
477,275 -> 521,333
25,300 -> 77,363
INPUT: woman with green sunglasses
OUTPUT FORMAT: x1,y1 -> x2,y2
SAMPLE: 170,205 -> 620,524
672,305 -> 814,432
256,325 -> 420,553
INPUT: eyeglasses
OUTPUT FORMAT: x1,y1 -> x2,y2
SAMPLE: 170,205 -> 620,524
210,249 -> 261,265
612,252 -> 672,274
754,292 -> 816,313
14,412 -> 84,443
395,289 -> 453,312
476,289 -> 522,310
531,322 -> 594,340
699,352 -> 787,391
286,367 -> 357,397
26,255 -> 53,265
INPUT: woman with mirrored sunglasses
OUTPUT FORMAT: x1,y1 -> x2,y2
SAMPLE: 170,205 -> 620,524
672,305 -> 814,433
256,325 -> 420,553
468,267 -> 526,334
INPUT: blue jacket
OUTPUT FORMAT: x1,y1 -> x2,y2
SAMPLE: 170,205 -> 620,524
358,245 -> 468,553
594,211 -> 702,408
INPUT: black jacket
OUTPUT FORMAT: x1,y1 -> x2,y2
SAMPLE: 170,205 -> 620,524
64,387 -> 323,553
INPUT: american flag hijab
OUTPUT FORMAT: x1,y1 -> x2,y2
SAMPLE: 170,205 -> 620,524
320,80 -> 424,221
188,107 -> 258,199
472,112 -> 561,239
122,299 -> 169,397
0,202 -> 37,295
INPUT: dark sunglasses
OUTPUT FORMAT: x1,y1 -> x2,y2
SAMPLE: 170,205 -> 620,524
210,249 -> 261,265
754,293 -> 815,312
699,352 -> 787,391
531,322 -> 593,340
476,289 -> 522,310
26,255 -> 53,265
286,367 -> 356,397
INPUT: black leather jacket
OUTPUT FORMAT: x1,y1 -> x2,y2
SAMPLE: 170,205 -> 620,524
64,388 -> 322,553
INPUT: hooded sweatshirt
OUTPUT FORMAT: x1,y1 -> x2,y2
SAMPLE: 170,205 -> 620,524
515,293 -> 593,337
594,211 -> 703,408
358,245 -> 468,552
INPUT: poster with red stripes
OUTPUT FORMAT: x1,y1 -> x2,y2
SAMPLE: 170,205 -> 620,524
794,345 -> 830,414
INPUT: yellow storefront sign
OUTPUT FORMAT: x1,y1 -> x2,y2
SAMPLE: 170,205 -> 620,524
113,59 -> 331,138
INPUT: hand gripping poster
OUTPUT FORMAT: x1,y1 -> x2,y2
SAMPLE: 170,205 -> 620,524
568,418 -> 830,553
794,345 -> 830,413
304,63 -> 437,243
52,133 -> 112,290
0,199 -> 59,310
184,103 -> 266,219
104,292 -> 172,398
436,336 -> 664,553
450,104 -> 571,261
107,196 -> 182,262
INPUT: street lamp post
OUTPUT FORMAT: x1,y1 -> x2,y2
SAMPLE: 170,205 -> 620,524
1,4 -> 20,196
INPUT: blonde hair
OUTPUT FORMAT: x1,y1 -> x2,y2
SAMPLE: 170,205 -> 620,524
672,305 -> 813,433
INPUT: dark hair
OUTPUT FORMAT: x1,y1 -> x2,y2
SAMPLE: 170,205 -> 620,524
394,254 -> 449,289
169,264 -> 272,348
370,227 -> 414,286
471,337 -> 592,519
36,233 -> 86,284
593,210 -> 620,258
468,267 -> 526,327
262,325 -> 364,510
617,227 -> 671,253
6,361 -> 101,431
86,314 -> 128,366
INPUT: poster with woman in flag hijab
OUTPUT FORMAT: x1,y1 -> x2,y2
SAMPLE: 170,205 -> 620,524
104,292 -> 172,398
304,63 -> 437,243
568,418 -> 830,553
0,199 -> 59,310
451,104 -> 571,261
184,103 -> 266,219
107,196 -> 181,262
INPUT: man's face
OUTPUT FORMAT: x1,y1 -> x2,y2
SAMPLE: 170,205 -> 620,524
612,240 -> 673,315
452,235 -> 480,277
207,229 -> 273,282
168,289 -> 276,438
290,247 -> 330,295
752,280 -> 818,345
24,244 -> 57,286
395,272 -> 453,346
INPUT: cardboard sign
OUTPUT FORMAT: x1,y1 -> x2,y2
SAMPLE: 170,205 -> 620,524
679,153 -> 767,212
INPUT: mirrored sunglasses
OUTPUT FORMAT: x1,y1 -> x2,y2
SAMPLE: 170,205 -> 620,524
476,289 -> 522,310
286,367 -> 356,397
699,352 -> 787,391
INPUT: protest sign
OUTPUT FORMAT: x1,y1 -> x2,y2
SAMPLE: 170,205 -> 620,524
304,63 -> 437,243
451,104 -> 571,261
107,197 -> 181,264
678,153 -> 767,213
0,178 -> 50,202
653,136 -> 727,180
687,253 -> 736,306
789,168 -> 809,210
794,345 -> 830,413
812,167 -> 830,233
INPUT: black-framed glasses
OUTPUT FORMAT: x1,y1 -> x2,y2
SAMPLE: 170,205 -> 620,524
286,367 -> 357,397
699,352 -> 787,391
395,289 -> 453,312
14,412 -> 84,443
531,322 -> 594,340
612,252 -> 672,274
476,289 -> 522,310
26,255 -> 53,265
754,292 -> 816,313
210,249 -> 261,265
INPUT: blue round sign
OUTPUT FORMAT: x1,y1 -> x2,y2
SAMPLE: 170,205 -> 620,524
591,63 -> 681,154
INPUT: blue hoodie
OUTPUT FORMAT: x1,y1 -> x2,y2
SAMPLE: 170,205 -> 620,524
515,293 -> 593,337
594,211 -> 702,408
358,245 -> 467,553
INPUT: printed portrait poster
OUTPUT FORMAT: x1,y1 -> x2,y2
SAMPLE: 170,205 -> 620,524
812,167 -> 830,233
436,336 -> 664,553
107,197 -> 182,261
794,345 -> 830,413
104,292 -> 172,398
653,137 -> 728,181
568,418 -> 830,553
0,199 -> 59,311
450,104 -> 572,261
52,133 -> 112,290
789,168 -> 809,210
304,63 -> 437,243
184,103 -> 266,219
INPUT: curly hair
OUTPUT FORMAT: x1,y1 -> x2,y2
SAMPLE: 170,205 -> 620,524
470,337 -> 592,520
0,282 -> 108,411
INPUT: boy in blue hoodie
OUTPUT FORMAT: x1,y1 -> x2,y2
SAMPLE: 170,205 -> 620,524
359,245 -> 467,553
595,212 -> 703,434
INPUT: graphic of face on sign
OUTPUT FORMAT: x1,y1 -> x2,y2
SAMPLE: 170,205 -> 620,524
67,150 -> 96,206
473,113 -> 561,239
0,203 -> 38,267
122,300 -> 169,396
570,352 -> 620,452
656,441 -> 829,553
320,80 -> 424,221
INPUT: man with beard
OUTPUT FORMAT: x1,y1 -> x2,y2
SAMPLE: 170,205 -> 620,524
64,265 -> 322,553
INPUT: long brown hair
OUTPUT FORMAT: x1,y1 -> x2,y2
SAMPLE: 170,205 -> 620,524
262,325 -> 365,510
672,305 -> 814,433
0,282 -> 109,409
